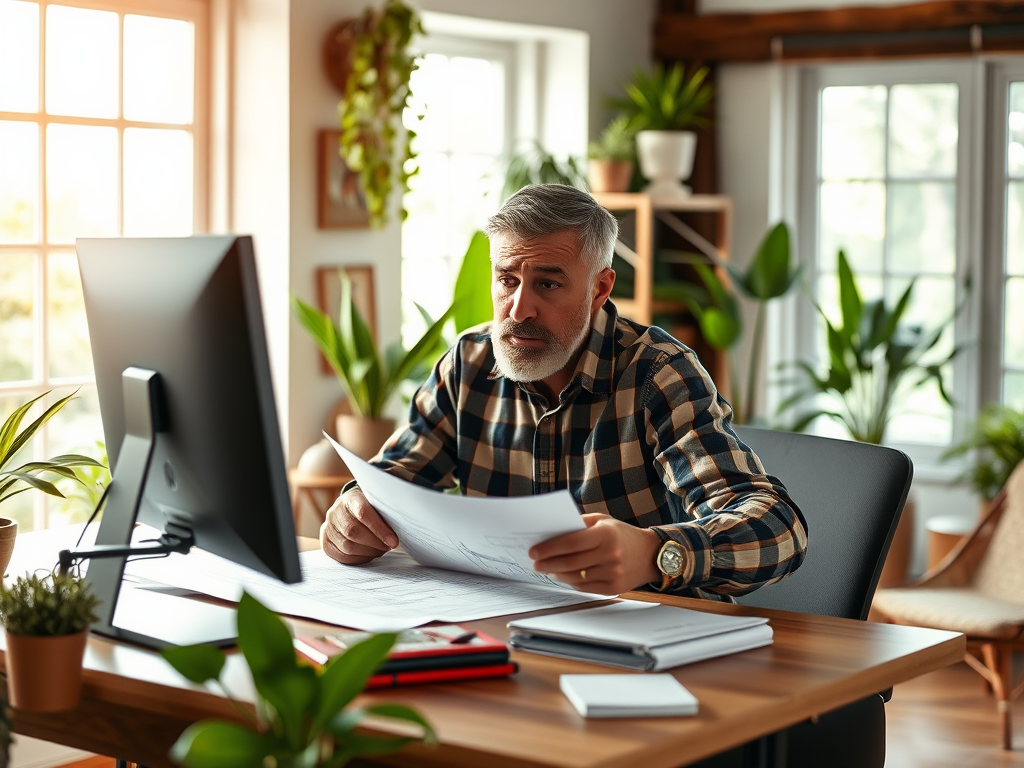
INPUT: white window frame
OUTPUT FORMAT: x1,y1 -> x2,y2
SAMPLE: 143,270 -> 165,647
792,59 -> 981,471
0,0 -> 208,529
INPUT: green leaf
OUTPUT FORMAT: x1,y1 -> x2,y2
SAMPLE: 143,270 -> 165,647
5,472 -> 64,498
742,222 -> 794,300
258,664 -> 320,751
169,721 -> 275,768
453,231 -> 493,332
312,632 -> 397,734
236,592 -> 296,679
0,391 -> 47,468
700,307 -> 742,350
161,644 -> 227,685
364,703 -> 437,745
836,251 -> 862,340
386,303 -> 457,402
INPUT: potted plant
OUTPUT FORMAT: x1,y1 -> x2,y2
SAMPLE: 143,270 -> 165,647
943,403 -> 1024,503
324,0 -> 423,228
499,140 -> 588,202
609,63 -> 713,199
161,592 -> 435,768
0,392 -> 105,574
587,115 -> 636,193
293,270 -> 453,459
0,572 -> 99,712
777,251 -> 962,586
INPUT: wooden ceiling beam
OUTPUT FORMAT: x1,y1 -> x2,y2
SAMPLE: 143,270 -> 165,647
655,1 -> 1024,63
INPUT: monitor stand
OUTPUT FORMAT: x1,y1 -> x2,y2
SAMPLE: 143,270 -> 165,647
60,367 -> 238,650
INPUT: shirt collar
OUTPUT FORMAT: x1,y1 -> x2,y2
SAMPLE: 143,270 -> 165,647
487,300 -> 619,396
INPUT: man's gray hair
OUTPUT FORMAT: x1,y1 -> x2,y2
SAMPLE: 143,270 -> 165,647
484,184 -> 618,273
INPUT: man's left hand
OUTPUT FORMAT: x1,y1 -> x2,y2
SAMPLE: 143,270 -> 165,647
529,513 -> 663,594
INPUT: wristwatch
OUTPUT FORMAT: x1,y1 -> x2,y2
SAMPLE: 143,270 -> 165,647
656,539 -> 687,590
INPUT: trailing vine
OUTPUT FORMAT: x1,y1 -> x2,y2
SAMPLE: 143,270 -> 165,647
334,0 -> 423,228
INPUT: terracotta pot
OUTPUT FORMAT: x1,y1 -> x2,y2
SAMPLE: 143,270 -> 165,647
335,415 -> 397,461
877,495 -> 915,588
5,629 -> 89,712
587,160 -> 633,193
0,517 -> 16,577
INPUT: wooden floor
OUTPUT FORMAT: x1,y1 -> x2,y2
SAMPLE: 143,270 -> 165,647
885,661 -> 1024,767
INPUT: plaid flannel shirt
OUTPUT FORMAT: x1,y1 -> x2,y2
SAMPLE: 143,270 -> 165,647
373,300 -> 807,599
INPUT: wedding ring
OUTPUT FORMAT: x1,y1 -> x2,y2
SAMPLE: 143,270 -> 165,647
580,569 -> 587,580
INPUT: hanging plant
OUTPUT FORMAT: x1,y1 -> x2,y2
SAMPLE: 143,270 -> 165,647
324,0 -> 423,228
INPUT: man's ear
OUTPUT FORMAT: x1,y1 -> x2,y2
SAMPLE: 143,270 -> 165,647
592,267 -> 615,310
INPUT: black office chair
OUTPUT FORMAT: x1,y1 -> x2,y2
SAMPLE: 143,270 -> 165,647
690,426 -> 913,768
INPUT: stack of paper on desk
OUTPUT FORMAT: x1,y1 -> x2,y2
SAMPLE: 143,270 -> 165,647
559,674 -> 699,718
125,441 -> 612,631
508,601 -> 773,670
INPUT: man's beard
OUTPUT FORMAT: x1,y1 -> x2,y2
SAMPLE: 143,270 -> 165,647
492,300 -> 593,384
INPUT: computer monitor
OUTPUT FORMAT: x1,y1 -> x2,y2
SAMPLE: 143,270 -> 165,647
74,235 -> 301,649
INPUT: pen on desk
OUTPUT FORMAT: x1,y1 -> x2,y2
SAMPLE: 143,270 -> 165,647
449,630 -> 477,644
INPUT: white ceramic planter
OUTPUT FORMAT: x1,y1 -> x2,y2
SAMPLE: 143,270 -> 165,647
635,130 -> 697,199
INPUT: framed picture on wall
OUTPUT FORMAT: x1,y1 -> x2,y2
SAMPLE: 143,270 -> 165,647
318,129 -> 370,229
315,265 -> 377,375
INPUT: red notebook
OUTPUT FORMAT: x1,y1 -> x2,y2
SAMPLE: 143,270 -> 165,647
295,625 -> 514,681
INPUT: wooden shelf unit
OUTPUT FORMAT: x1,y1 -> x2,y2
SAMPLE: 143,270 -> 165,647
592,192 -> 733,397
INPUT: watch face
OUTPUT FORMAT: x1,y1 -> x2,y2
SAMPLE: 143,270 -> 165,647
658,543 -> 685,577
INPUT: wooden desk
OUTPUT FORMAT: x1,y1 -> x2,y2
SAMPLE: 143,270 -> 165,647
0,535 -> 964,768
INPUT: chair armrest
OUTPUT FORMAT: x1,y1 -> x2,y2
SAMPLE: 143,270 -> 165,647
908,488 -> 1007,588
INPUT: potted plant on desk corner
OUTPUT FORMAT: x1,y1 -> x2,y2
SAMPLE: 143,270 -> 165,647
294,270 -> 453,460
0,572 -> 99,713
161,592 -> 436,768
587,115 -> 636,194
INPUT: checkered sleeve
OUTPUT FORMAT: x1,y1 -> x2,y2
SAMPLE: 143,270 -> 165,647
370,348 -> 461,491
645,350 -> 808,597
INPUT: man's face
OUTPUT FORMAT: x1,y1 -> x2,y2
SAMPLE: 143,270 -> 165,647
490,229 -> 604,384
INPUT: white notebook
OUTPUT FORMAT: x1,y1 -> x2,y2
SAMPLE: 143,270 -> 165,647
560,674 -> 699,718
508,601 -> 773,671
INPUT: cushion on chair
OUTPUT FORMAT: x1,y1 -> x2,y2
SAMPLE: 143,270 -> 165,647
973,461 -> 1024,605
871,586 -> 1024,640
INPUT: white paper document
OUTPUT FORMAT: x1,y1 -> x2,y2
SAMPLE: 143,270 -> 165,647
126,547 -> 607,633
559,674 -> 699,718
326,434 -> 591,591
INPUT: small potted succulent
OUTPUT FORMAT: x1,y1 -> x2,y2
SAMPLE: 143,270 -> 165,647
587,115 -> 636,193
162,592 -> 435,768
0,572 -> 99,712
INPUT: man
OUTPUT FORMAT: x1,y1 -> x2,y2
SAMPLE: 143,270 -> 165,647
321,184 -> 807,599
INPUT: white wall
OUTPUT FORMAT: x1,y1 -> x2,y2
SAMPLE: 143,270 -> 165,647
286,0 -> 655,519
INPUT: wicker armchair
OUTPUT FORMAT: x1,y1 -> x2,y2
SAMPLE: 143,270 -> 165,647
872,461 -> 1024,749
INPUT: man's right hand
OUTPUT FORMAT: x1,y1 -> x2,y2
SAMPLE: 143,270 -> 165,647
320,487 -> 399,565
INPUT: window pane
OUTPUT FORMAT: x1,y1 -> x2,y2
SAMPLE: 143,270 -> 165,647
1005,277 -> 1024,368
888,377 -> 952,444
1007,82 -> 1024,177
820,85 -> 886,180
449,57 -> 505,155
819,181 -> 885,273
0,0 -> 39,112
45,386 -> 102,456
0,120 -> 39,243
888,181 -> 956,274
403,151 -> 450,264
1005,370 -> 1024,410
45,5 -> 118,119
123,128 -> 193,236
123,15 -> 195,124
886,275 -> 956,361
449,153 -> 499,252
46,124 -> 118,243
889,83 -> 958,178
1007,181 -> 1024,276
408,54 -> 450,154
47,251 -> 93,379
0,252 -> 35,382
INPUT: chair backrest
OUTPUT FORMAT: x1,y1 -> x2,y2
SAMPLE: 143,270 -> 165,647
734,426 -> 913,620
973,460 -> 1024,605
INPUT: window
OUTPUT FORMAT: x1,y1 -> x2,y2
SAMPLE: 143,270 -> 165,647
796,62 -> 974,456
0,0 -> 206,531
400,36 -> 513,345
